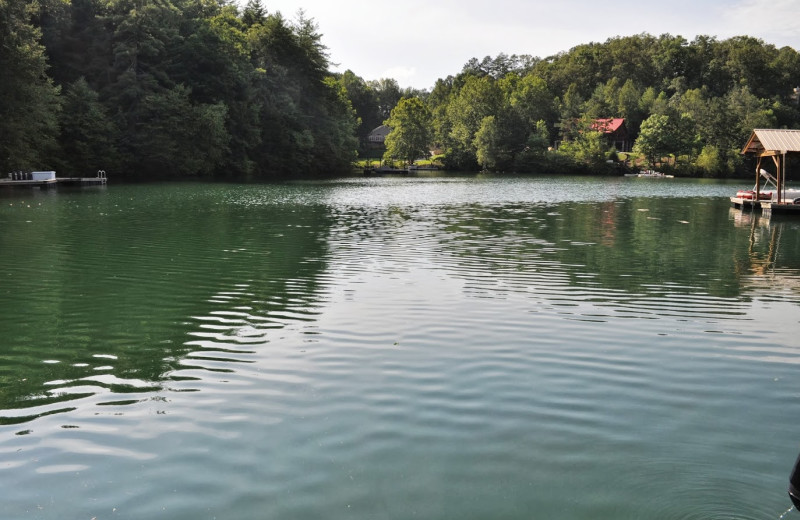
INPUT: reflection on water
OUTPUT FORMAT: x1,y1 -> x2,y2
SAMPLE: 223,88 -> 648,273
0,177 -> 799,520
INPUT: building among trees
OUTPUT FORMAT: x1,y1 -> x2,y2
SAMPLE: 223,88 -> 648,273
367,125 -> 391,148
591,119 -> 631,152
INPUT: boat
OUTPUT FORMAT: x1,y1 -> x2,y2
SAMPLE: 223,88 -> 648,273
731,169 -> 800,211
624,170 -> 674,178
734,190 -> 772,200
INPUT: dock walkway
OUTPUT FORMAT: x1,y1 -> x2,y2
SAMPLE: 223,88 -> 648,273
762,201 -> 800,217
0,171 -> 107,189
730,196 -> 800,216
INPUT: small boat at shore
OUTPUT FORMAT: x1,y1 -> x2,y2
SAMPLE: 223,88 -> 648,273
624,170 -> 674,178
734,189 -> 772,200
730,169 -> 800,213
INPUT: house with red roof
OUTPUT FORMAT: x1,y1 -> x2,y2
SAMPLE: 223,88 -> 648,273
591,118 -> 631,152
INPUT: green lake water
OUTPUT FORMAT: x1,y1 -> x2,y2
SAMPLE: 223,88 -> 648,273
1,174 -> 799,519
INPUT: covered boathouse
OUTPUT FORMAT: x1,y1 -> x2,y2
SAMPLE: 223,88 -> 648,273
740,129 -> 800,215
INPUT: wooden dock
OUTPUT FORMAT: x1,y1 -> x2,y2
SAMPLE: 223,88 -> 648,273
0,171 -> 107,189
762,201 -> 800,217
0,178 -> 58,189
730,196 -> 800,216
730,196 -> 762,211
56,177 -> 108,186
363,167 -> 409,176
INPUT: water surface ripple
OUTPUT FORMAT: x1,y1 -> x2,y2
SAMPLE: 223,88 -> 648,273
0,176 -> 799,519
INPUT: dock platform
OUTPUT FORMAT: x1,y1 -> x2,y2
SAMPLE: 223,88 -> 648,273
762,201 -> 800,217
0,178 -> 58,189
730,197 -> 800,216
364,167 -> 408,176
56,177 -> 108,186
1,171 -> 107,189
730,196 -> 763,210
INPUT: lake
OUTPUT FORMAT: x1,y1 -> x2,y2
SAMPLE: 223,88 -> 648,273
1,174 -> 799,520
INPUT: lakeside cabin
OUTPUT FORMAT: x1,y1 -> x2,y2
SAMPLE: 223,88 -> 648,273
736,129 -> 800,216
366,125 -> 390,149
591,118 -> 632,153
556,118 -> 632,152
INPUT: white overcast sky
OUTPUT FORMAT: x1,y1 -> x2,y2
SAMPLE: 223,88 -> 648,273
256,0 -> 800,90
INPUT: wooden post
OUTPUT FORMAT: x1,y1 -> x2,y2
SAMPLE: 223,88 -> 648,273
755,156 -> 762,199
783,151 -> 788,203
772,155 -> 782,204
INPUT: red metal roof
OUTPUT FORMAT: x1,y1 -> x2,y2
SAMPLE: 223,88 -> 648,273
591,118 -> 625,133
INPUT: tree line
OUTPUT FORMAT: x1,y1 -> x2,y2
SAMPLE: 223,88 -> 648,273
2,0 -> 799,178
1,0 -> 359,178
373,35 -> 800,176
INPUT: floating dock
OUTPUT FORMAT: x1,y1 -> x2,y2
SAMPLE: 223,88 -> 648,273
0,170 -> 107,189
762,201 -> 800,217
730,196 -> 763,211
739,129 -> 800,217
363,167 -> 408,176
730,196 -> 800,216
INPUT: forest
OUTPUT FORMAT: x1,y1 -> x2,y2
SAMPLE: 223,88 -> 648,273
382,36 -> 800,176
2,0 -> 800,178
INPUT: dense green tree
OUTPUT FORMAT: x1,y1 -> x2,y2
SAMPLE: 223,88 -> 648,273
0,0 -> 61,172
695,144 -> 724,176
508,74 -> 556,128
617,79 -> 643,130
461,53 -> 538,80
653,34 -> 691,89
337,70 -> 379,144
444,75 -> 503,169
240,0 -> 265,28
426,76 -> 456,153
173,4 -> 258,175
311,77 -> 359,171
559,83 -> 584,122
7,7 -> 800,180
720,36 -> 775,99
582,78 -> 620,119
475,115 -> 517,171
558,117 -> 614,170
726,86 -> 776,142
132,85 -> 228,176
369,78 -> 403,121
605,35 -> 656,86
245,9 -> 357,174
772,46 -> 800,104
58,77 -> 117,175
383,97 -> 432,165
633,114 -> 679,168
513,120 -> 552,172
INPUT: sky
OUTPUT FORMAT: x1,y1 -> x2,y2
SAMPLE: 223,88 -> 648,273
256,0 -> 800,91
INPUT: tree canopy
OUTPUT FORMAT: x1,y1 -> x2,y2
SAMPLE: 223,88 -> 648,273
1,0 -> 358,178
383,97 -> 432,165
414,35 -> 800,176
2,5 -> 799,179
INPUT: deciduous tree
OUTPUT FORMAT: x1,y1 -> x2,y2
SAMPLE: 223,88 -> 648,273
384,97 -> 432,165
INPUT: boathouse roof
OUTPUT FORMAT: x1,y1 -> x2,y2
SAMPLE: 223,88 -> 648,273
742,129 -> 800,156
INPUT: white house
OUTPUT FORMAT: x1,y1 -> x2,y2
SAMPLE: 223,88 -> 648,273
367,125 -> 391,145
